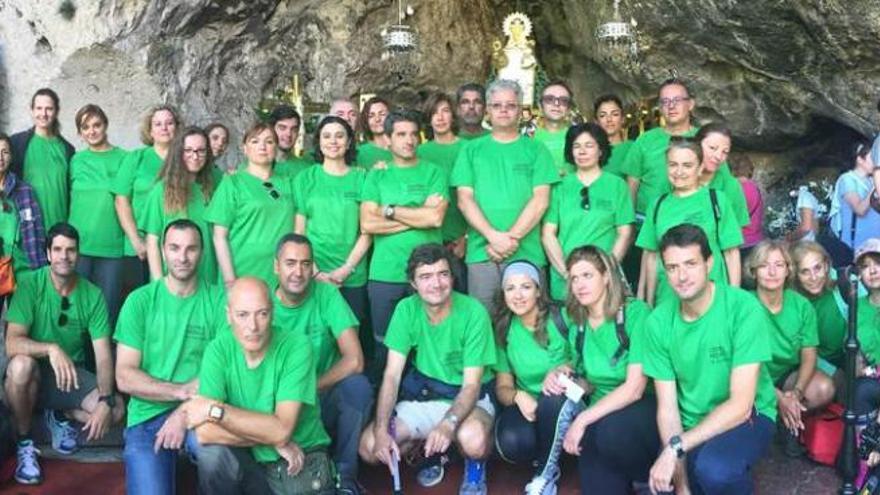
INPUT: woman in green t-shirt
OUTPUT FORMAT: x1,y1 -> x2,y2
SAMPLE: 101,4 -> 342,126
791,241 -> 847,371
293,116 -> 371,322
593,95 -> 632,178
637,137 -> 743,306
69,104 -> 127,325
355,96 -> 392,169
492,260 -> 572,494
747,240 -> 835,454
696,123 -> 749,229
542,123 -> 634,301
112,105 -> 179,286
143,127 -> 218,284
557,245 -> 659,493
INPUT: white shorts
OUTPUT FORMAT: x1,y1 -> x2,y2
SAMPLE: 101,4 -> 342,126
394,394 -> 496,439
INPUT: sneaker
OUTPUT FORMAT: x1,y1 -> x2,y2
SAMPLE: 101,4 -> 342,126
14,440 -> 42,485
782,429 -> 806,458
524,464 -> 560,495
336,479 -> 362,495
417,454 -> 446,488
459,458 -> 487,495
45,409 -> 79,455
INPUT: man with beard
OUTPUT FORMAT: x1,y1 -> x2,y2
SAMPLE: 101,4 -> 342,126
533,80 -> 575,176
269,105 -> 311,178
643,224 -> 776,494
456,83 -> 488,140
5,222 -> 124,485
114,219 -> 226,495
271,234 -> 371,495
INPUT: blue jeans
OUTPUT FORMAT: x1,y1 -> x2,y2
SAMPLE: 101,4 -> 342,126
685,412 -> 774,495
123,410 -> 200,495
320,373 -> 373,484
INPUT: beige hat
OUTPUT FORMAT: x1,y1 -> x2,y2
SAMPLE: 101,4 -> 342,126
855,238 -> 880,264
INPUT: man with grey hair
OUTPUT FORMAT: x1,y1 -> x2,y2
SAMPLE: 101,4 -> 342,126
451,79 -> 559,310
329,98 -> 359,132
456,83 -> 489,140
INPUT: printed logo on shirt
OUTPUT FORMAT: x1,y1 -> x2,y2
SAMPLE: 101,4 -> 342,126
513,162 -> 534,176
707,345 -> 730,364
187,325 -> 208,341
343,191 -> 359,200
593,198 -> 614,211
441,350 -> 463,369
683,211 -> 708,226
406,184 -> 427,196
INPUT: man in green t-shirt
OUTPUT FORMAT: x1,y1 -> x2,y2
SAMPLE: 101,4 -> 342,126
270,105 -> 311,178
359,243 -> 496,494
114,219 -> 226,495
533,80 -> 575,176
643,224 -> 776,494
456,83 -> 489,140
183,277 -> 334,495
4,223 -> 124,485
271,234 -> 371,494
451,79 -> 559,310
361,110 -> 448,371
329,98 -> 360,133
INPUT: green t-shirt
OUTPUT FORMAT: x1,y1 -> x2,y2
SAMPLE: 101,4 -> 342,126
355,141 -> 392,170
755,289 -> 820,383
621,126 -> 699,215
69,147 -> 127,258
274,156 -> 313,179
110,146 -> 164,256
384,292 -> 496,386
199,331 -> 331,462
809,288 -> 847,365
271,282 -> 359,378
707,164 -> 750,227
142,181 -> 218,284
533,127 -> 571,176
642,284 -> 778,429
362,161 -> 447,283
450,135 -> 560,265
495,316 -> 569,398
604,140 -> 633,178
114,279 -> 226,427
636,187 -> 744,305
567,299 -> 651,404
417,140 -> 468,242
856,296 -> 880,364
24,134 -> 69,232
7,267 -> 110,365
459,129 -> 490,140
544,172 -> 635,300
293,165 -> 368,287
204,170 -> 295,287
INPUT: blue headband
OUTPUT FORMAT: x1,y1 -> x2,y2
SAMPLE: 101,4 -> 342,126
502,261 -> 541,286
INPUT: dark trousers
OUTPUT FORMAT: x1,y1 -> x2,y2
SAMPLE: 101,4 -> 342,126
578,395 -> 660,494
448,250 -> 468,294
684,412 -> 774,495
366,281 -> 409,383
319,373 -> 373,484
76,254 -> 124,327
198,445 -> 272,494
340,285 -> 372,360
494,394 -> 568,468
855,377 -> 880,416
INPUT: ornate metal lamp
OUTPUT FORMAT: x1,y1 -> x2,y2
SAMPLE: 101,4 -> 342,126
595,0 -> 640,71
381,2 -> 419,80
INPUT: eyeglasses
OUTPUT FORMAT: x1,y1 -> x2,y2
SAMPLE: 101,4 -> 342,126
58,296 -> 71,327
659,96 -> 691,108
580,186 -> 590,210
541,95 -> 571,107
488,102 -> 519,112
262,181 -> 280,200
183,148 -> 208,157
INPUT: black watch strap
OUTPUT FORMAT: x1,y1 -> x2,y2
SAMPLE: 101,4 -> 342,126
98,394 -> 115,408
669,435 -> 685,458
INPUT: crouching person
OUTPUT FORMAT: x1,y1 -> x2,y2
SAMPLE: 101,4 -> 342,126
185,277 -> 335,495
359,243 -> 497,495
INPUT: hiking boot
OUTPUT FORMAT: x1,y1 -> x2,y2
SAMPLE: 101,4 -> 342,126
45,409 -> 79,455
459,458 -> 487,495
524,464 -> 560,495
417,453 -> 446,488
14,439 -> 42,485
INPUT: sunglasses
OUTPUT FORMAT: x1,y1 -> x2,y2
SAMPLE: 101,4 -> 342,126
58,296 -> 70,326
580,186 -> 590,210
262,181 -> 280,200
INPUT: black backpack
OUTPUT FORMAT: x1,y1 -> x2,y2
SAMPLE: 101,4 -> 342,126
545,303 -> 629,370
653,188 -> 723,249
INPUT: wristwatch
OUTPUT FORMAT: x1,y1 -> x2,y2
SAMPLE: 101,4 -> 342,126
98,394 -> 115,408
383,204 -> 396,219
443,412 -> 460,429
669,435 -> 685,459
208,404 -> 225,423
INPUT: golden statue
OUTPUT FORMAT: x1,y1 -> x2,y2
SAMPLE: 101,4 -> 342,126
492,12 -> 537,106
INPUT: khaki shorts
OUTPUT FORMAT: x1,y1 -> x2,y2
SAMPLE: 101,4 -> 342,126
394,394 -> 495,439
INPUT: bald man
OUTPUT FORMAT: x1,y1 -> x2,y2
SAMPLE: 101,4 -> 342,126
114,219 -> 227,495
184,277 -> 334,495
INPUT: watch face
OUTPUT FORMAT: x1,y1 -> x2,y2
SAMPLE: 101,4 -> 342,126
209,405 -> 223,420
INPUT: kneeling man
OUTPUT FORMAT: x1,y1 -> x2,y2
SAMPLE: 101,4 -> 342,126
185,277 -> 334,495
359,243 -> 496,495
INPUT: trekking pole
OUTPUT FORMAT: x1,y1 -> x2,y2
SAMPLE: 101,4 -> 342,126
841,265 -> 860,495
389,415 -> 404,495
